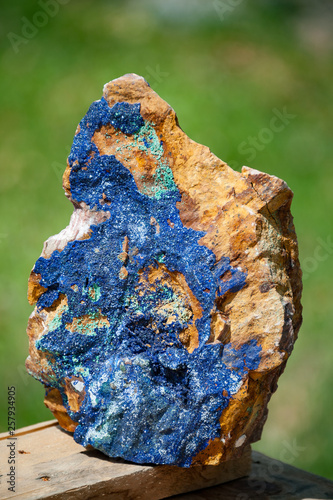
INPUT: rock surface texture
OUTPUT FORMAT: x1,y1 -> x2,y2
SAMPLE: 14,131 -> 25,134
26,74 -> 302,467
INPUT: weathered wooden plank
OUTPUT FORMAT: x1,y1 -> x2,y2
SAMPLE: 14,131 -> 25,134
2,421 -> 332,500
0,422 -> 251,500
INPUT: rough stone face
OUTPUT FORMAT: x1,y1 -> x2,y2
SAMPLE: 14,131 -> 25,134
26,74 -> 302,467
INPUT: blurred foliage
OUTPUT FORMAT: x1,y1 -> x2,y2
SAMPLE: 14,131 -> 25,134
0,0 -> 332,480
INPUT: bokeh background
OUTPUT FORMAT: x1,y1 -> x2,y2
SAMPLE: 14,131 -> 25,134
1,0 -> 332,480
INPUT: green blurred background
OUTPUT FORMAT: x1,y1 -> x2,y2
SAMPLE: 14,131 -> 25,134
1,0 -> 332,480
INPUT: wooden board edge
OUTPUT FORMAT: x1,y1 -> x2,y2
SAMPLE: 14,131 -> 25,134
0,420 -> 58,441
12,446 -> 252,500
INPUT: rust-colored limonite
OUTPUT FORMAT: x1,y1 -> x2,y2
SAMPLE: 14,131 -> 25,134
26,74 -> 302,467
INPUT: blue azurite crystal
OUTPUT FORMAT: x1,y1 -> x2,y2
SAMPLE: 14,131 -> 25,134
30,96 -> 261,467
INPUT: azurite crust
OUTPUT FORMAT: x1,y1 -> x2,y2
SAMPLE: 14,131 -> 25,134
26,74 -> 302,467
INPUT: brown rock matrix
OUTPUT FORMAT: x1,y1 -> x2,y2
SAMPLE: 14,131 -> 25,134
26,74 -> 302,467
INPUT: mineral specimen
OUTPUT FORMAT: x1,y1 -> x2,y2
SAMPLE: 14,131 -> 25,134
26,74 -> 302,467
